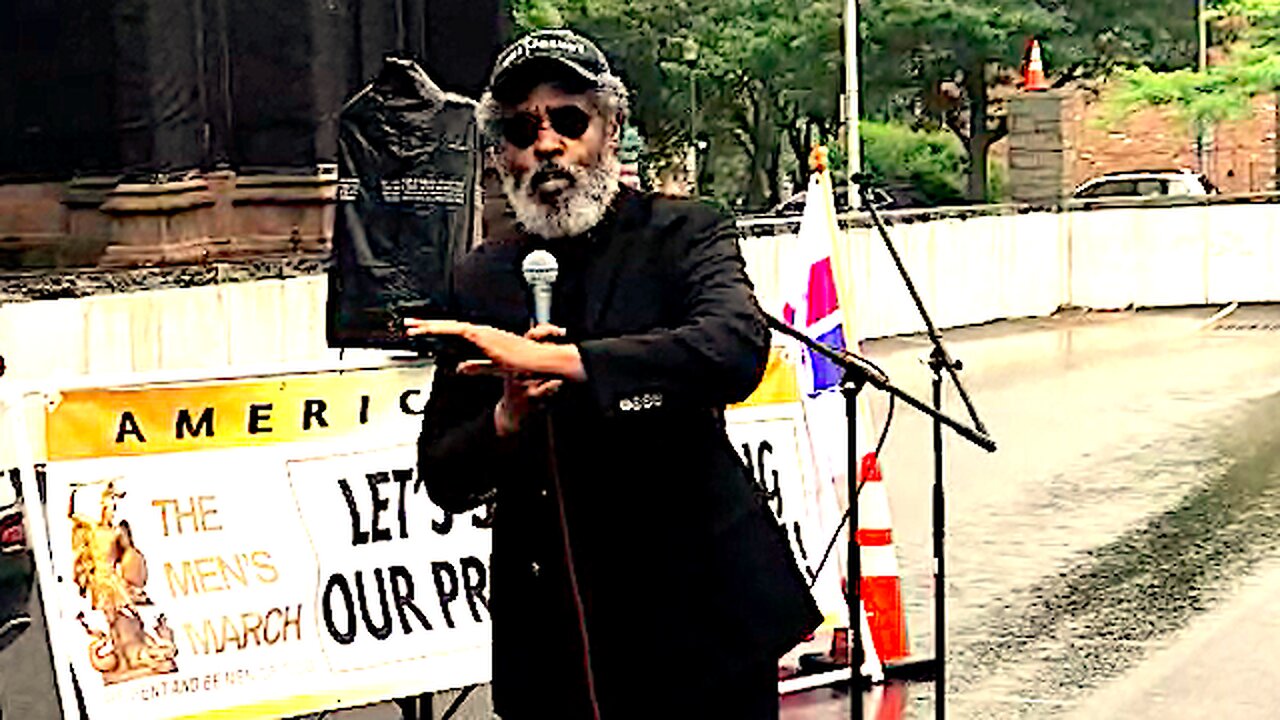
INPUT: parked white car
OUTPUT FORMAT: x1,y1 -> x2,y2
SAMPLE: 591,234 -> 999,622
1072,170 -> 1217,200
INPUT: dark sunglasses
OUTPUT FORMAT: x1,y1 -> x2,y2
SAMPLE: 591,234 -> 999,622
500,105 -> 592,148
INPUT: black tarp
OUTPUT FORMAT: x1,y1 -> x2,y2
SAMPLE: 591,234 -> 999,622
223,0 -> 341,172
0,0 -> 502,180
326,57 -> 479,349
113,0 -> 207,178
0,1 -> 122,180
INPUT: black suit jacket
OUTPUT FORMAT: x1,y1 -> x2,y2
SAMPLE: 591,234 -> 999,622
418,187 -> 822,718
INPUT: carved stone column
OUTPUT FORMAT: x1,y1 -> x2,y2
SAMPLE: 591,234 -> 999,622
99,178 -> 217,266
228,173 -> 336,256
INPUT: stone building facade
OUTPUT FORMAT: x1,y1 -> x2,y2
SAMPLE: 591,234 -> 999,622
1008,87 -> 1278,203
0,0 -> 501,270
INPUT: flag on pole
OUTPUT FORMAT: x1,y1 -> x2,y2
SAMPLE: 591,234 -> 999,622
780,154 -> 853,396
775,148 -> 913,674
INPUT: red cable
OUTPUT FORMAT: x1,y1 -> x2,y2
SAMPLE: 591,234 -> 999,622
544,417 -> 602,720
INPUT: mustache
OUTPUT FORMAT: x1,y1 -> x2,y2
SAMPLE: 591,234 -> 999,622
528,163 -> 577,188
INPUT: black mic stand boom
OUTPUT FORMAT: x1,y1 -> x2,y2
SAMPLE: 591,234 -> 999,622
848,175 -> 998,720
763,315 -> 993,720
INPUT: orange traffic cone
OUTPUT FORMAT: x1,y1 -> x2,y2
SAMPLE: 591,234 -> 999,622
857,452 -> 910,662
1024,40 -> 1049,91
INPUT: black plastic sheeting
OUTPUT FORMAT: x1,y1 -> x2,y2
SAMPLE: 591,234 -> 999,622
326,57 -> 480,349
0,0 -> 124,179
0,0 -> 502,180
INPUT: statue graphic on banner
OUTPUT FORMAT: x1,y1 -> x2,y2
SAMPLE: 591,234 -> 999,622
68,479 -> 178,684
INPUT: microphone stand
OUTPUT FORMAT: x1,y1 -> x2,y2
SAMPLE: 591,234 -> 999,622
764,316 -> 993,720
852,178 -> 998,720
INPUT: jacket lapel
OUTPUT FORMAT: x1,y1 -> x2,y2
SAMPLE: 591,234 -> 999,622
583,189 -> 648,333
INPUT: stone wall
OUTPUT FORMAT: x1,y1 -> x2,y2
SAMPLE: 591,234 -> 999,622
0,172 -> 335,269
1006,87 -> 1279,201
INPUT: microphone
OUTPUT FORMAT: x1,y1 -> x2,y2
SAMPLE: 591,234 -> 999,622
521,249 -> 559,325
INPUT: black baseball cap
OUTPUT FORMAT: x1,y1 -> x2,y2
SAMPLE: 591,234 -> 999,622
489,29 -> 613,104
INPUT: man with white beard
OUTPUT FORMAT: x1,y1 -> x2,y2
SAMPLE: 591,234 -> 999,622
407,29 -> 820,720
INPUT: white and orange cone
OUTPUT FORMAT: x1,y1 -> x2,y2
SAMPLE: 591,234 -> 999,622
1024,39 -> 1049,91
857,452 -> 910,662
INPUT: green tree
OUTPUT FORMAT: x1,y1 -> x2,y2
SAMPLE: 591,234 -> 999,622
503,0 -> 843,211
509,0 -> 565,31
1105,0 -> 1280,130
693,0 -> 843,207
861,0 -> 1062,201
860,121 -> 969,204
1045,0 -> 1199,79
861,0 -> 1204,201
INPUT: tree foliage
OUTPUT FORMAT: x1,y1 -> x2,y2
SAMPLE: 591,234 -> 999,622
1106,0 -> 1280,129
860,121 -> 969,205
1045,0 -> 1198,78
504,0 -> 1210,208
861,0 -> 1063,200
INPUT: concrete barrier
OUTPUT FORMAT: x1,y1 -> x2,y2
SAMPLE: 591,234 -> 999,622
741,198 -> 1280,340
2,199 -> 1280,384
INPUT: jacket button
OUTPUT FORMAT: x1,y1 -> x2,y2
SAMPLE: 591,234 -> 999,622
540,489 -> 548,498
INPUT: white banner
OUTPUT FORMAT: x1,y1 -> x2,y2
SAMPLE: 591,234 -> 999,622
12,351 -> 860,717
725,348 -> 849,632
23,363 -> 493,720
725,400 -> 847,627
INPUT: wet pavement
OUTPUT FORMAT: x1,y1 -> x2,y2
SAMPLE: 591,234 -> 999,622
783,303 -> 1280,718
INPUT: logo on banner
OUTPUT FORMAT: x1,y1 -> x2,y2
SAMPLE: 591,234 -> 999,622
68,479 -> 179,684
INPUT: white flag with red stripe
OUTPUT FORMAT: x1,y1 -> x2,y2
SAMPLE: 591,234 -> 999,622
779,170 -> 853,397
778,167 -> 912,664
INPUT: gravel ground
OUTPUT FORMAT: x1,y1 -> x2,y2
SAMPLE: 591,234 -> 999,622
0,255 -> 328,304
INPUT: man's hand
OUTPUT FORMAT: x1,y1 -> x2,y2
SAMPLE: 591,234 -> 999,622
405,320 -> 586,437
404,319 -> 586,381
488,324 -> 566,437
494,373 -> 562,437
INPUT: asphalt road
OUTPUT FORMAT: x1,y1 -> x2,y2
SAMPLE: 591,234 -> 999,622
783,303 -> 1280,719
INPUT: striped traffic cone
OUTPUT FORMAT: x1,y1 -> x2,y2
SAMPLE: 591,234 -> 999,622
857,452 -> 910,662
1024,39 -> 1049,91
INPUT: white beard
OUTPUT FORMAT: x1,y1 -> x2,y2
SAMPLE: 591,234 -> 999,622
498,151 -> 622,239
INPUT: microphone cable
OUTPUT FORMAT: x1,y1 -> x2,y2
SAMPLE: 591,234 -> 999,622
543,416 -> 603,720
805,373 -> 895,591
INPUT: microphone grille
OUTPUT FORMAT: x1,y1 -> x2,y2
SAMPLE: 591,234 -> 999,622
522,249 -> 559,284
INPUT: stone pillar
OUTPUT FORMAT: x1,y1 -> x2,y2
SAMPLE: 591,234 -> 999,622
1007,91 -> 1071,205
61,177 -> 120,266
228,173 -> 336,256
112,0 -> 206,177
99,178 -> 217,266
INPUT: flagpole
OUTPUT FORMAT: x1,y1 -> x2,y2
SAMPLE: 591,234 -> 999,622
845,0 -> 862,207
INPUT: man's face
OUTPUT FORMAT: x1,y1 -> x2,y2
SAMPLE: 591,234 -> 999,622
496,82 -> 621,238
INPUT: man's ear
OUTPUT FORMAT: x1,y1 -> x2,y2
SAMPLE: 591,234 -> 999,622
606,118 -> 622,150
